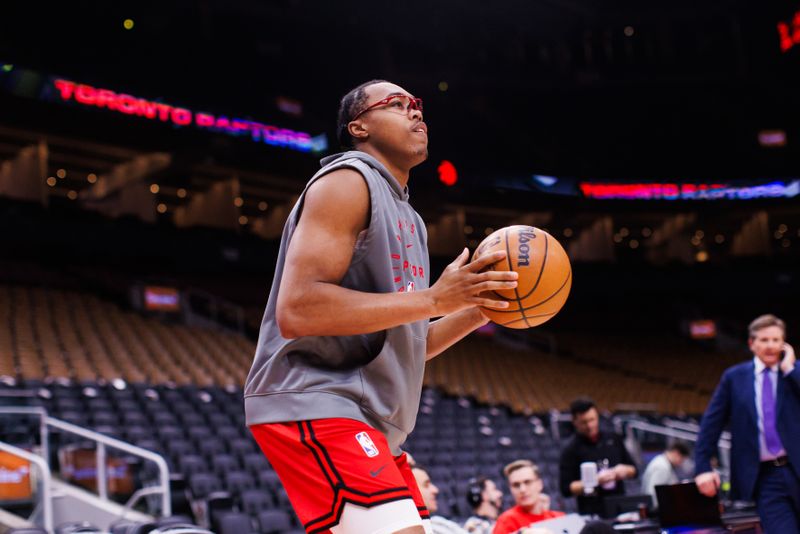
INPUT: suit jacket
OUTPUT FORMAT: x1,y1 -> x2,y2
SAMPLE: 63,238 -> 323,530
695,360 -> 800,500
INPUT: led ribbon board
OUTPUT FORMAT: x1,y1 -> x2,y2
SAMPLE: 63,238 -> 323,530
579,181 -> 800,200
52,79 -> 320,153
778,10 -> 800,53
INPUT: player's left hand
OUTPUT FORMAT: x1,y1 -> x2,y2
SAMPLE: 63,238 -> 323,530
780,342 -> 796,375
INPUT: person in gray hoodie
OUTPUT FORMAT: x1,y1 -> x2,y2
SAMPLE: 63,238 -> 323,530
245,79 -> 518,534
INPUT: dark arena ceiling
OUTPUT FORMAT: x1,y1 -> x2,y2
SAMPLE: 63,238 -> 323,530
3,0 -> 800,181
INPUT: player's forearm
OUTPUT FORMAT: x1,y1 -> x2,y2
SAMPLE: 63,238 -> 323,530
425,308 -> 488,360
276,282 -> 437,338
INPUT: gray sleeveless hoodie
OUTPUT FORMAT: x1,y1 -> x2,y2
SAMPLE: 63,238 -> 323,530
244,151 -> 430,454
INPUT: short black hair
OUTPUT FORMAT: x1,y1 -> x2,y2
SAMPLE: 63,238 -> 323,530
466,477 -> 489,508
668,442 -> 691,457
336,79 -> 389,149
570,397 -> 597,418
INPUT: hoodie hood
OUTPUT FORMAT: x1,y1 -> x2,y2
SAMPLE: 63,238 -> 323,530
320,150 -> 409,202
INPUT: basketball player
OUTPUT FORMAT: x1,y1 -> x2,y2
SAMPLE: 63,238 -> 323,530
245,80 -> 518,534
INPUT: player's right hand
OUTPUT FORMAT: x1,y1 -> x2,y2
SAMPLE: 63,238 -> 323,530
427,248 -> 518,316
694,471 -> 720,497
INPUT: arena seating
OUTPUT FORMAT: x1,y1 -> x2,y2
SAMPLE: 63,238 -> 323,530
1,283 -> 727,414
0,379 -> 578,527
425,336 -> 714,413
1,282 -> 740,530
0,284 -> 254,386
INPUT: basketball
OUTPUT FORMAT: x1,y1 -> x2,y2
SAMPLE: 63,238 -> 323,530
472,225 -> 572,329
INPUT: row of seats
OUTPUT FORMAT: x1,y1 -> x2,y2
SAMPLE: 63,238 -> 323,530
0,285 -> 255,385
424,337 -> 713,413
0,380 -> 578,527
8,516 -> 211,534
1,283 -> 735,413
560,332 -> 742,394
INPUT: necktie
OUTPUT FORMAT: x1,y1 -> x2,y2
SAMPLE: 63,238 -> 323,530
762,369 -> 783,455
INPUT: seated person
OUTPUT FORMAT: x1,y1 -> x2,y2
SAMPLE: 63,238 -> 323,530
464,477 -> 504,534
412,464 -> 470,534
641,442 -> 691,508
493,460 -> 564,534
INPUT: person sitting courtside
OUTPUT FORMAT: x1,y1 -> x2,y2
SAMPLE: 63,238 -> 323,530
493,460 -> 564,534
463,476 -> 504,534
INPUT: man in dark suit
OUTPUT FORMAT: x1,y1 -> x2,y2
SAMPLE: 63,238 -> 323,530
695,314 -> 800,534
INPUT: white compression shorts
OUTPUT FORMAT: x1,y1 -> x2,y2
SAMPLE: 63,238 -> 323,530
330,500 -> 433,534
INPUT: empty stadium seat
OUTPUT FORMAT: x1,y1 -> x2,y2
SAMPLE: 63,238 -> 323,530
257,470 -> 281,491
211,453 -> 240,475
216,512 -> 258,534
188,472 -> 222,499
257,509 -> 293,534
179,454 -> 209,477
240,489 -> 275,516
224,470 -> 256,495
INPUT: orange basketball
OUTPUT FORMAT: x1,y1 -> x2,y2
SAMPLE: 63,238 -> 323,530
472,225 -> 572,329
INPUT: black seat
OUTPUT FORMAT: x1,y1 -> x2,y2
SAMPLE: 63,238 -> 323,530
216,512 -> 257,534
166,439 -> 194,460
257,509 -> 293,534
240,488 -> 275,515
197,437 -> 226,458
241,452 -> 270,474
178,454 -> 208,477
224,470 -> 256,495
211,453 -> 240,475
188,472 -> 222,499
257,470 -> 282,490
121,411 -> 149,426
229,437 -> 257,457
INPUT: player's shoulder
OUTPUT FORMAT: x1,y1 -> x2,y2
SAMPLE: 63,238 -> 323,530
309,166 -> 367,192
304,167 -> 369,210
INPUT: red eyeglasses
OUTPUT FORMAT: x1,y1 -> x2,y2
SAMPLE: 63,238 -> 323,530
351,94 -> 423,121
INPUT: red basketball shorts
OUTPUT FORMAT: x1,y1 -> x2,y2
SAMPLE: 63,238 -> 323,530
250,418 -> 429,533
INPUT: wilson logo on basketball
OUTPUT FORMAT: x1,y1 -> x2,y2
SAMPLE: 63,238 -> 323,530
471,225 -> 572,329
517,228 -> 536,267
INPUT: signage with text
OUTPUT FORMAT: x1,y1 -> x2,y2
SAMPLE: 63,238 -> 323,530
52,78 -> 322,153
579,181 -> 800,200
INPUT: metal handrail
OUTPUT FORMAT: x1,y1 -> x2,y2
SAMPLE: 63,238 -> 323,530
45,416 -> 172,516
0,440 -> 54,533
0,406 -> 172,516
623,419 -> 731,449
0,406 -> 49,465
662,418 -> 732,441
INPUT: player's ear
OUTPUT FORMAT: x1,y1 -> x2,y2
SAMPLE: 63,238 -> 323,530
348,120 -> 369,143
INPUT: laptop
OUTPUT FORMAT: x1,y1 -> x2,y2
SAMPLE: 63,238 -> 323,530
655,482 -> 722,529
529,513 -> 587,534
